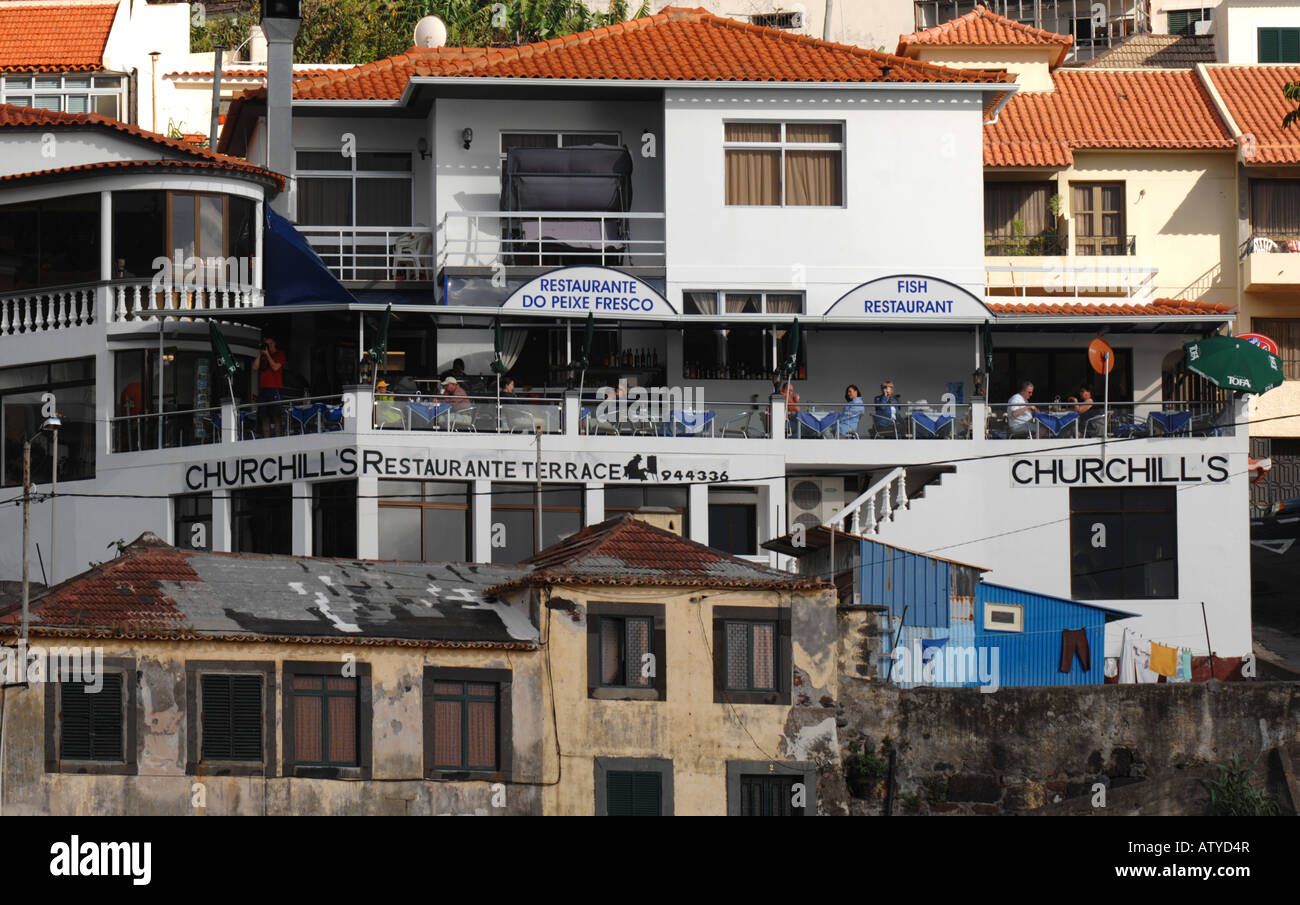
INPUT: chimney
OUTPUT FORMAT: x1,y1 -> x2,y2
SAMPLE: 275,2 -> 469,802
247,25 -> 269,65
261,1 -> 301,218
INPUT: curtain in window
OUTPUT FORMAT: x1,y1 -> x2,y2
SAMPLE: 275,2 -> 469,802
725,123 -> 780,142
725,293 -> 761,314
356,178 -> 411,227
296,178 -> 351,226
600,619 -> 622,684
785,123 -> 840,143
785,150 -> 841,206
1251,181 -> 1300,235
684,292 -> 716,315
327,695 -> 356,763
433,697 -> 461,765
501,327 -> 527,371
765,294 -> 802,314
467,686 -> 496,767
626,619 -> 651,688
292,679 -> 323,763
984,183 -> 1051,235
1253,318 -> 1300,378
725,150 -> 779,205
751,623 -> 775,689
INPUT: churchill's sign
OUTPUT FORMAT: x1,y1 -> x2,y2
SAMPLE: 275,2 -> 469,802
1011,454 -> 1230,487
184,447 -> 730,491
501,266 -> 674,317
825,275 -> 991,322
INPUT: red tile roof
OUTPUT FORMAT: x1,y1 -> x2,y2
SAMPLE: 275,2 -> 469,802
0,3 -> 118,73
165,67 -> 353,80
488,514 -> 833,592
0,103 -> 284,188
985,69 -> 1237,167
1203,65 -> 1300,164
988,299 -> 1235,317
898,5 -> 1074,67
0,158 -> 285,189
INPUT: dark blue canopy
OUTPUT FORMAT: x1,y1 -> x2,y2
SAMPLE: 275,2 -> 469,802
263,207 -> 358,307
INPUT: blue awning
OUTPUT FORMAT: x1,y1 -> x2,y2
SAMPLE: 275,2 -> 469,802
263,207 -> 358,307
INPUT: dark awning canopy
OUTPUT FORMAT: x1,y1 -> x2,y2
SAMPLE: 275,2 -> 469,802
499,144 -> 634,212
263,207 -> 358,307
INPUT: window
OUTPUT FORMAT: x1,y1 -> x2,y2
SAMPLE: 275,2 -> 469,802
1070,487 -> 1178,600
984,181 -> 1062,254
0,74 -> 123,118
983,603 -> 1024,632
709,489 -> 758,556
683,290 -> 804,315
174,492 -> 212,551
727,760 -> 815,815
604,485 -> 688,533
990,346 -> 1133,407
296,150 -> 413,227
682,320 -> 807,381
724,122 -> 843,206
283,661 -> 372,778
1069,16 -> 1096,48
185,661 -> 276,776
1072,182 -> 1128,255
1,357 -> 95,487
1167,8 -> 1211,36
231,485 -> 292,554
594,757 -> 673,815
490,484 -> 583,564
499,131 -> 621,157
423,667 -> 512,778
378,480 -> 471,562
1249,179 -> 1300,238
712,606 -> 791,704
0,193 -> 100,291
111,190 -> 255,282
45,657 -> 137,775
1253,319 -> 1300,379
586,602 -> 666,700
313,480 -> 357,557
1259,27 -> 1300,63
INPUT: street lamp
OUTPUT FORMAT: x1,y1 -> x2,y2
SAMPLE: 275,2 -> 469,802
20,415 -> 60,647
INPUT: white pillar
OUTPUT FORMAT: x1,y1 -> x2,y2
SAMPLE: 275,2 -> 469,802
584,482 -> 603,525
688,481 -> 709,545
291,480 -> 312,556
212,489 -> 232,552
356,474 -> 379,559
564,389 -> 581,437
472,478 -> 492,562
769,393 -> 786,443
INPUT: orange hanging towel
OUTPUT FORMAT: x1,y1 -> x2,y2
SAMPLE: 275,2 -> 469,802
1149,642 -> 1178,678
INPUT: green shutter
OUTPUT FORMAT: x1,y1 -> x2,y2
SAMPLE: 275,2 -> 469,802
606,771 -> 662,815
1261,28 -> 1280,63
1285,29 -> 1300,63
1169,10 -> 1190,36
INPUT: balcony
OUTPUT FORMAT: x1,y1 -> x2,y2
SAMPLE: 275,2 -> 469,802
1240,234 -> 1300,290
299,226 -> 436,283
985,237 -> 1153,298
441,211 -> 666,272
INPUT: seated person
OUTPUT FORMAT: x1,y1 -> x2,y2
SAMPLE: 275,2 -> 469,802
839,384 -> 865,436
1074,386 -> 1095,415
442,376 -> 471,411
374,380 -> 405,428
873,380 -> 901,436
440,358 -> 468,383
779,380 -> 802,435
1007,380 -> 1038,435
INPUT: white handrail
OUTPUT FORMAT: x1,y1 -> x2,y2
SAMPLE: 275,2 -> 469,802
829,466 -> 907,536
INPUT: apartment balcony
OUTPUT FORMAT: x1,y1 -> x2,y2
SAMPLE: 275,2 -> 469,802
441,211 -> 666,274
0,280 -> 262,339
985,235 -> 1154,298
1241,234 -> 1300,290
914,0 -> 1150,62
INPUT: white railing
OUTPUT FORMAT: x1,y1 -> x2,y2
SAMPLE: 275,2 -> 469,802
111,283 -> 263,322
985,259 -> 1158,300
830,467 -> 908,537
299,226 -> 436,282
441,211 -> 666,269
0,284 -> 97,336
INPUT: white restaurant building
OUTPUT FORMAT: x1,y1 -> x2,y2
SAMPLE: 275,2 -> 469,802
0,8 -> 1252,662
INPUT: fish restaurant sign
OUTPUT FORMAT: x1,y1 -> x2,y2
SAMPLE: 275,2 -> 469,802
184,448 -> 727,491
501,267 -> 675,318
825,275 -> 992,322
1011,454 -> 1229,487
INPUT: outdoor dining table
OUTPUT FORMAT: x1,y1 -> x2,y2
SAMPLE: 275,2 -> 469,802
667,409 -> 716,436
910,410 -> 954,439
408,399 -> 450,429
794,410 -> 845,438
1148,410 -> 1193,436
1034,411 -> 1080,438
288,403 -> 327,434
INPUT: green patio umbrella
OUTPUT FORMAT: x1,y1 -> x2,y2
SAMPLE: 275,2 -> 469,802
367,305 -> 392,388
1184,335 -> 1283,395
208,321 -> 238,402
491,317 -> 507,374
575,312 -> 595,398
781,317 -> 802,380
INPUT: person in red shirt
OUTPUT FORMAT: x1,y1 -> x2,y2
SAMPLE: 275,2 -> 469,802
252,335 -> 287,436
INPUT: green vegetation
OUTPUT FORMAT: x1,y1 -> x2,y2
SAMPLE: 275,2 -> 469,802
192,0 -> 652,65
1200,754 -> 1279,816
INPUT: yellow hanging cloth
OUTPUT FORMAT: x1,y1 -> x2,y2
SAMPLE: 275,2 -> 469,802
1149,642 -> 1178,678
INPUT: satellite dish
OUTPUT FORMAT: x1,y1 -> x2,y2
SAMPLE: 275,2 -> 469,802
414,16 -> 448,49
1088,337 -> 1115,375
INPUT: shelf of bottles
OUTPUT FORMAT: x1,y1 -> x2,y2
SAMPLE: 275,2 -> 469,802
683,361 -> 807,380
550,346 -> 665,384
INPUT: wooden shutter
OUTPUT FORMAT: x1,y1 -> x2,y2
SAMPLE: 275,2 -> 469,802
202,674 -> 263,761
61,673 -> 123,761
607,771 -> 661,816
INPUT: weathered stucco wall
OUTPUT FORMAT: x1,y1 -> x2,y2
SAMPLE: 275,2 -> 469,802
838,679 -> 1300,815
0,639 -> 546,816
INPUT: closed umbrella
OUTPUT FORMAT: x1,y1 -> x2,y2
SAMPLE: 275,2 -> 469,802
781,317 -> 802,380
208,321 -> 238,403
1184,335 -> 1283,395
576,312 -> 595,399
368,305 -> 392,389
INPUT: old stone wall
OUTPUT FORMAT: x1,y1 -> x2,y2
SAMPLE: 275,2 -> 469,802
837,679 -> 1300,815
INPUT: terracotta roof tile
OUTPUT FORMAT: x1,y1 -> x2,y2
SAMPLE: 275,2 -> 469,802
0,103 -> 284,187
488,514 -> 833,593
0,158 -> 285,189
985,69 -> 1236,167
1204,65 -> 1300,164
898,5 -> 1073,66
0,3 -> 117,72
1079,33 -> 1216,69
988,299 -> 1235,317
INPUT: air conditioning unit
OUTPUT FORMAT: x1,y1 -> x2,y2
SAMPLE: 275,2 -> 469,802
787,476 -> 846,534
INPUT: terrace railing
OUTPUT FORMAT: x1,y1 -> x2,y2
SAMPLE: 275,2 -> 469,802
299,226 -> 436,283
110,405 -> 223,453
441,211 -> 666,269
0,283 -> 97,336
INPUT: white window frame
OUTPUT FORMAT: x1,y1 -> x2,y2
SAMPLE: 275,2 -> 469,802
1,74 -> 123,117
722,120 -> 846,209
497,130 -> 623,160
983,603 -> 1025,632
294,149 -> 415,227
683,289 -> 806,316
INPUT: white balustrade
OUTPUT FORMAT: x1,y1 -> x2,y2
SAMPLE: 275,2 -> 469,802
0,286 -> 97,336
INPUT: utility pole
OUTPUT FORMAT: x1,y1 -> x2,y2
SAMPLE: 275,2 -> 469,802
49,419 -> 57,586
21,440 -> 30,646
534,425 -> 543,554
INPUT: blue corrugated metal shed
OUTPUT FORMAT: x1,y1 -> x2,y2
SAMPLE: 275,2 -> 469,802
973,583 -> 1136,687
860,538 -> 950,627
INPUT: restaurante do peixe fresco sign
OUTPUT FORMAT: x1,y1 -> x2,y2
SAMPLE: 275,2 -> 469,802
183,447 -> 733,491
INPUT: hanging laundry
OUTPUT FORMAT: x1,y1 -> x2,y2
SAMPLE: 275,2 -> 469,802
1119,628 -> 1158,683
1150,642 -> 1178,678
1059,628 -> 1090,672
1170,649 -> 1193,683
1104,658 -> 1118,679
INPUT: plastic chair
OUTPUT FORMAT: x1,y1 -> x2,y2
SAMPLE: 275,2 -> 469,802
1251,236 -> 1279,255
390,229 -> 432,280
